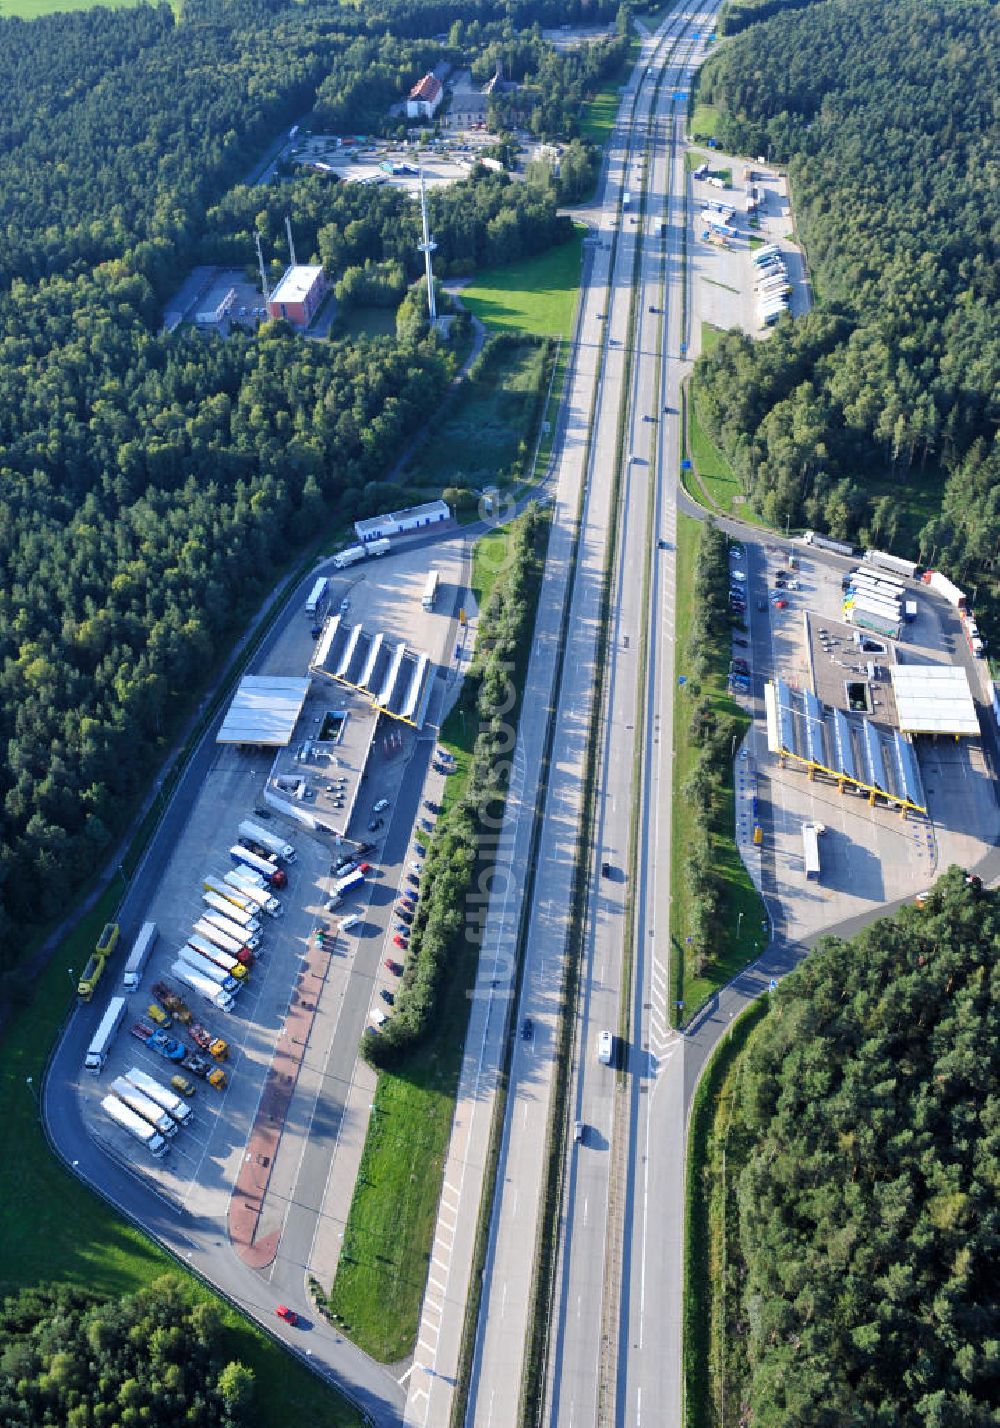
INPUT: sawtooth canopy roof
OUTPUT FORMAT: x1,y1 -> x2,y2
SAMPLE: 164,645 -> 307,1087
217,676 -> 311,747
890,663 -> 979,736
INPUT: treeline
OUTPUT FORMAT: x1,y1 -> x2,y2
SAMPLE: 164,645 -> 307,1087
692,0 -> 1000,642
362,503 -> 548,1067
201,167 -> 572,278
711,867 -> 997,1425
681,521 -> 747,975
0,1276 -> 254,1425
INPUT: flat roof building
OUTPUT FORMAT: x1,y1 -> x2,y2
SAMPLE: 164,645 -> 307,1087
355,499 -> 451,543
266,264 -> 328,328
889,663 -> 980,737
216,676 -> 311,747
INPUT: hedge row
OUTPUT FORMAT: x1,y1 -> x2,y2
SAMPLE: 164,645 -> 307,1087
681,519 -> 746,976
361,503 -> 548,1069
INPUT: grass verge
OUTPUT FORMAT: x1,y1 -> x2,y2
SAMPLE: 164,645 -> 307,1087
328,509 -> 550,1363
460,229 -> 585,340
0,0 -> 150,13
690,102 -> 721,141
669,514 -> 767,1022
683,996 -> 770,1428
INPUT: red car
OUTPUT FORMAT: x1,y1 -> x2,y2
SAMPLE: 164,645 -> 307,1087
275,1305 -> 297,1326
384,959 -> 403,976
393,934 -> 408,950
358,862 -> 372,874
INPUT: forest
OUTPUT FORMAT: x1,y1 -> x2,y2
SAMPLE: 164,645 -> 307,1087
0,0 -> 586,978
692,0 -> 1000,642
713,867 -> 998,1425
0,1277 -> 255,1425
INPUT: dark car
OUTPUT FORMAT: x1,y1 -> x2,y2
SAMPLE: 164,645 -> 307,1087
396,907 -> 413,923
731,658 -> 750,676
521,1018 -> 533,1041
733,636 -> 749,648
407,872 -> 420,886
380,989 -> 395,1006
601,861 -> 613,878
757,599 -> 768,612
384,959 -> 403,976
368,816 -> 383,832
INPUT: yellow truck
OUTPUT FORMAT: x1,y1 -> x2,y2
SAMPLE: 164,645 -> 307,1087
77,954 -> 106,1002
95,922 -> 120,958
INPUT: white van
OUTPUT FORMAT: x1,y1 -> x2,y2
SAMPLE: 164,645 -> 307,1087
340,914 -> 361,934
597,1030 -> 615,1065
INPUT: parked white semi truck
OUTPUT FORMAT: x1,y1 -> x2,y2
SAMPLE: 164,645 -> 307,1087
102,1094 -> 169,1157
123,1066 -> 193,1125
238,819 -> 295,863
225,868 -> 281,916
204,889 -> 260,933
170,959 -> 235,1013
122,922 -> 158,990
85,995 -> 128,1072
109,1076 -> 178,1138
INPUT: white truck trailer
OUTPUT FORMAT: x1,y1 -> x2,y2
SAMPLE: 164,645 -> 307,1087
187,933 -> 248,981
179,943 -> 241,992
200,909 -> 258,951
238,819 -> 295,864
422,569 -> 439,611
109,1076 -> 178,1137
367,537 -> 391,557
195,916 -> 253,958
204,889 -> 260,933
102,1093 -> 169,1157
225,868 -> 281,916
171,958 -> 235,1013
124,1066 -> 193,1125
122,922 -> 158,990
333,544 -> 365,569
203,873 -> 256,913
230,844 -> 279,882
85,995 -> 128,1072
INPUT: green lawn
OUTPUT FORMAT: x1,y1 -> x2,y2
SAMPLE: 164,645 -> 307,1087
690,102 -> 721,142
0,0 -> 149,13
460,230 -> 584,340
331,305 -> 398,339
0,892 -> 361,1425
670,514 -> 767,1022
401,337 -> 550,492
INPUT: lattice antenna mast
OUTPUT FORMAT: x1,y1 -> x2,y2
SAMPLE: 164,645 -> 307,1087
285,215 -> 297,268
254,231 -> 270,302
417,169 -> 438,322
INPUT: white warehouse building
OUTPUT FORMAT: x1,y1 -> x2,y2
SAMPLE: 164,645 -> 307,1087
355,500 -> 451,543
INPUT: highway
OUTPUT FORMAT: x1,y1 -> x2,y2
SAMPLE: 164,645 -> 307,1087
462,9 -> 716,1425
541,12 -> 717,1428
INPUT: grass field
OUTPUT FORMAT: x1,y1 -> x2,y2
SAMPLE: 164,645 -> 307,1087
0,892 -> 361,1425
670,513 -> 767,1021
690,102 -> 721,142
460,230 -> 584,340
332,305 -> 398,340
0,0 -> 148,13
402,337 -> 550,493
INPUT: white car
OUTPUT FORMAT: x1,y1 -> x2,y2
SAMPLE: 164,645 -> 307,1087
340,914 -> 361,933
730,570 -> 747,582
408,861 -> 424,875
373,798 -> 390,813
370,1008 -> 388,1029
597,1030 -> 615,1065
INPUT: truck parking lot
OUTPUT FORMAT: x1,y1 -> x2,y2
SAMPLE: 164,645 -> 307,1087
69,527 -> 474,1289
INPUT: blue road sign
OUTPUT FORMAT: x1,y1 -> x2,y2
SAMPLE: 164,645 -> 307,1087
769,978 -> 778,992
674,91 -> 688,102
681,458 -> 692,470
678,675 -> 687,686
